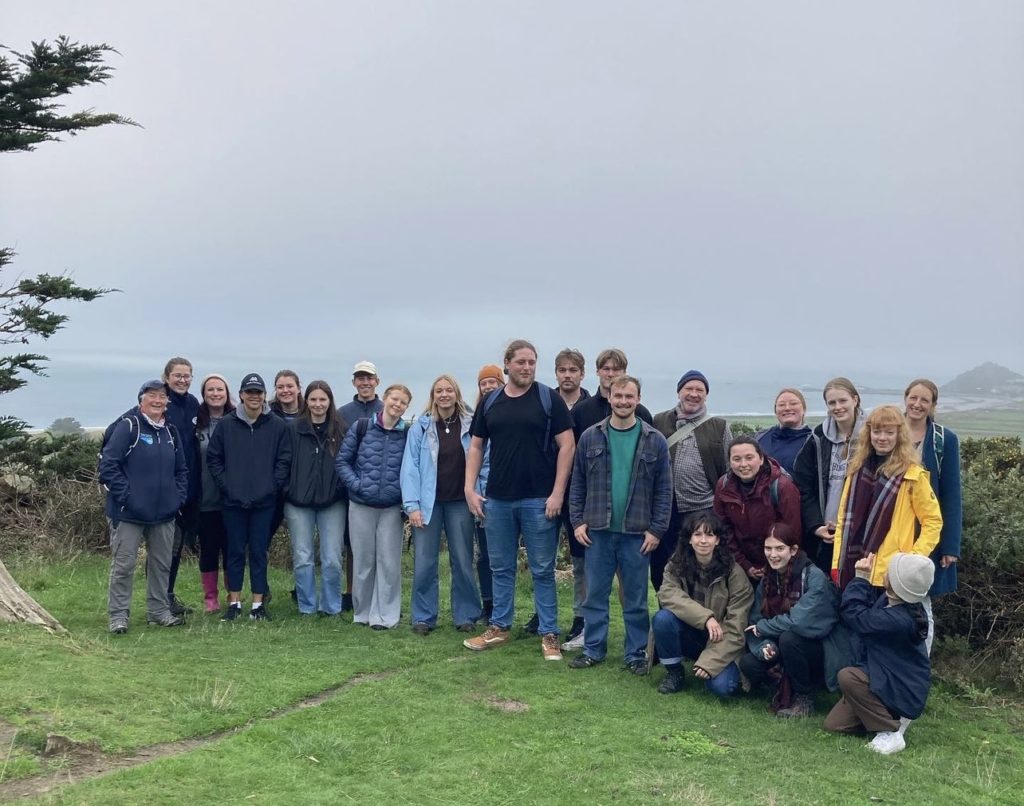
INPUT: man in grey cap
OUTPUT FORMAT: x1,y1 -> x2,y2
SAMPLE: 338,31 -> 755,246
99,380 -> 190,633
339,361 -> 384,424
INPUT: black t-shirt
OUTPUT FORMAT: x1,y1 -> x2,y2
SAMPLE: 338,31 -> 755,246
471,383 -> 573,500
435,420 -> 466,503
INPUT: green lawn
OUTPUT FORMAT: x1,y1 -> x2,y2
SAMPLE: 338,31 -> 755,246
1,555 -> 1021,805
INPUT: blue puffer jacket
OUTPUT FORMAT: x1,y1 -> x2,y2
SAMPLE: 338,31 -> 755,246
336,413 -> 408,508
99,408 -> 189,525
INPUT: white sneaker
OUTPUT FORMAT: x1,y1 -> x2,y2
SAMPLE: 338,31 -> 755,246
560,632 -> 585,652
867,731 -> 906,755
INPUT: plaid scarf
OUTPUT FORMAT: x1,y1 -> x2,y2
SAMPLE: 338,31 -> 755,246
835,459 -> 903,589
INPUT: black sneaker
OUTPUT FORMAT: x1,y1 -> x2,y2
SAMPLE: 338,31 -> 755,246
657,666 -> 686,693
221,604 -> 243,622
625,656 -> 650,676
341,592 -> 354,612
569,654 -> 602,669
566,616 -> 585,641
169,594 -> 193,617
522,612 -> 539,635
250,605 -> 272,622
411,622 -> 431,636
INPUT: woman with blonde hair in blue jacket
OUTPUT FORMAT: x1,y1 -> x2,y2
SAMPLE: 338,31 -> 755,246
402,374 -> 482,634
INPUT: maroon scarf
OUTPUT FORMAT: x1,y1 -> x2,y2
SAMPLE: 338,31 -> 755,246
836,458 -> 903,589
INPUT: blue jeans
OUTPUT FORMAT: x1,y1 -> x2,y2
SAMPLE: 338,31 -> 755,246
222,505 -> 275,595
284,501 -> 347,615
580,530 -> 650,663
475,523 -> 493,603
484,498 -> 559,634
412,500 -> 481,627
652,609 -> 740,697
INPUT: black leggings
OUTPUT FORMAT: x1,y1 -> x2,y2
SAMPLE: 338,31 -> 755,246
198,509 -> 229,574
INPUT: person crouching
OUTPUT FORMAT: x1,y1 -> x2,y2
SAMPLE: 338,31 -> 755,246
824,551 -> 933,755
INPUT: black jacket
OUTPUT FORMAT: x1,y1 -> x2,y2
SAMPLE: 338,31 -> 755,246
286,418 -> 347,508
572,392 -> 653,442
207,409 -> 291,509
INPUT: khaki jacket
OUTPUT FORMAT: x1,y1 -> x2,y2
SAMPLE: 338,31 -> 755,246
657,560 -> 753,676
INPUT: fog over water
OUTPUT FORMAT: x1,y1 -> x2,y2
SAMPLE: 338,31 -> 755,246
2,3 -> 1022,428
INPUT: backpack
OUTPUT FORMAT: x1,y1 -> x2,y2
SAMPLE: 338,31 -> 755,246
481,383 -> 555,454
98,413 -> 179,471
932,422 -> 945,479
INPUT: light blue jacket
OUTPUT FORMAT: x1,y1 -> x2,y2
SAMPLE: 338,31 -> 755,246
401,412 -> 472,525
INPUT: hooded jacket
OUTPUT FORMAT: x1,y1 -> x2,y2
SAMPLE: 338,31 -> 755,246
207,406 -> 291,509
336,413 -> 408,508
99,407 -> 188,525
714,457 -> 802,575
286,418 -> 347,509
792,416 -> 863,542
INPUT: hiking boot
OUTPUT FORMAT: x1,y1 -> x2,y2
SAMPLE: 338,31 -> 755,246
341,592 -> 354,612
109,618 -> 129,635
867,731 -> 906,755
658,665 -> 686,694
147,613 -> 185,627
411,622 -> 432,636
522,612 -> 539,635
566,616 -> 584,641
560,632 -> 585,652
541,633 -> 563,661
455,623 -> 475,633
250,605 -> 272,622
221,604 -> 243,622
168,594 -> 193,617
625,656 -> 650,676
569,654 -> 601,669
776,694 -> 815,718
464,625 -> 511,651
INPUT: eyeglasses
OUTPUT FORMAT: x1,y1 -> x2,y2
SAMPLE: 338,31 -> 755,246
170,373 -> 192,382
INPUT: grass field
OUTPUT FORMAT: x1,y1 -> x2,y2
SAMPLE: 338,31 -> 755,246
1,554 -> 1022,805
728,408 -> 1024,439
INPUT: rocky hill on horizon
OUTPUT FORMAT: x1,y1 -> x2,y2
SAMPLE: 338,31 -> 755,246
942,362 -> 1024,397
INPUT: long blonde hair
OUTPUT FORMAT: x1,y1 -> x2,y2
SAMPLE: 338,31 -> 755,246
847,405 -> 918,479
425,374 -> 469,420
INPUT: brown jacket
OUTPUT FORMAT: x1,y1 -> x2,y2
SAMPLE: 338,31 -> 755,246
657,560 -> 753,676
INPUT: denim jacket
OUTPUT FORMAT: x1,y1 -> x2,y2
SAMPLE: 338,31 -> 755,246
400,412 -> 472,525
569,417 -> 672,537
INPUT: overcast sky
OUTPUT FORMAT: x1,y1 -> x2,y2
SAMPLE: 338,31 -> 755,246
3,2 -> 1022,424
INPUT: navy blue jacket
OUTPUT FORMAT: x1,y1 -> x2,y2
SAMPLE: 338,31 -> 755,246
755,425 -> 811,476
207,409 -> 291,509
919,419 -> 962,596
841,577 -> 931,719
166,389 -> 201,505
99,408 -> 188,525
336,414 -> 408,508
338,395 -> 383,425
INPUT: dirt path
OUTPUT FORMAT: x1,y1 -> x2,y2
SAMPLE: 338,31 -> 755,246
0,672 -> 391,802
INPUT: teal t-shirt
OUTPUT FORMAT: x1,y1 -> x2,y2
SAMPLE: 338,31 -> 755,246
608,420 -> 642,533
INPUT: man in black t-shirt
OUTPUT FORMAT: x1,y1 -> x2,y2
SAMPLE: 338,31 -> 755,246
463,340 -> 575,662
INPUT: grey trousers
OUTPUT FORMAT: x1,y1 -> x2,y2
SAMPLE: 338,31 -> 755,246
108,520 -> 175,621
348,502 -> 403,628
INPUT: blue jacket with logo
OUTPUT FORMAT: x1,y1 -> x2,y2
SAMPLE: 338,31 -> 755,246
99,408 -> 189,525
336,413 -> 408,508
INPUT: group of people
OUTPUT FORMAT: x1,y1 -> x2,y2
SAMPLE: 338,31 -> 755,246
98,344 -> 962,755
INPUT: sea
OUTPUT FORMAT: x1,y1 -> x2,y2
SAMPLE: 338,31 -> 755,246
3,359 -> 1001,432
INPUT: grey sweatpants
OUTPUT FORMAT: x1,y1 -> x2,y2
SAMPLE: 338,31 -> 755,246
108,519 -> 175,622
348,502 -> 403,628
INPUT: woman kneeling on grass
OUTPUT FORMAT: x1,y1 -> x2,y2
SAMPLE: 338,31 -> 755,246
336,384 -> 412,630
824,551 -> 933,755
652,512 -> 753,696
740,522 -> 839,718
